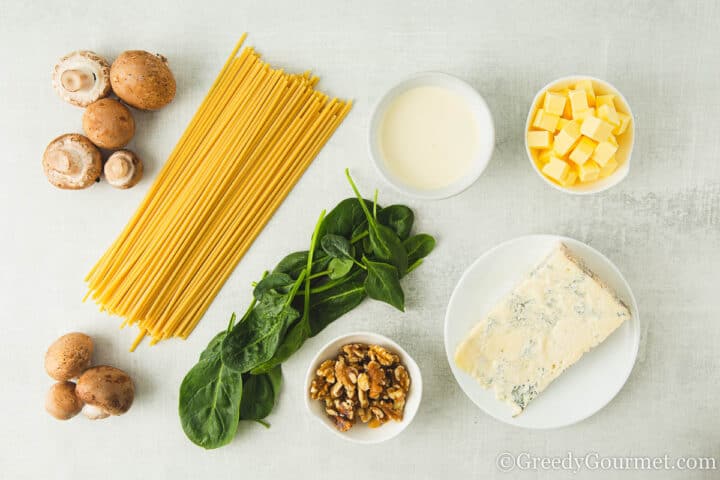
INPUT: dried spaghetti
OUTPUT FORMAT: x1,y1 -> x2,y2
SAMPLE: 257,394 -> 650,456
84,34 -> 352,349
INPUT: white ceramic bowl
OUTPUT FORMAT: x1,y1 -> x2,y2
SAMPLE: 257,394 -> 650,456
304,331 -> 422,444
369,72 -> 495,200
525,76 -> 636,195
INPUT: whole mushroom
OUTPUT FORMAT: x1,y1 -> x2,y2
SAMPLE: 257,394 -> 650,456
82,98 -> 135,149
52,51 -> 111,107
46,381 -> 84,420
44,332 -> 94,381
110,50 -> 176,110
42,134 -> 102,190
76,365 -> 135,419
104,150 -> 143,189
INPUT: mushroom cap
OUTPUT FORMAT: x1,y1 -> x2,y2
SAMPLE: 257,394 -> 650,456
46,381 -> 83,420
76,365 -> 135,416
44,332 -> 94,381
52,51 -> 111,108
110,51 -> 176,110
82,98 -> 135,149
42,134 -> 102,190
104,150 -> 143,189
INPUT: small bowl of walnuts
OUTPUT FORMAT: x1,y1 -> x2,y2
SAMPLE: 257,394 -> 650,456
305,332 -> 422,444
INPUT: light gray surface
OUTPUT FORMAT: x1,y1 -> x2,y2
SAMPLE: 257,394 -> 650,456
1,1 -> 718,478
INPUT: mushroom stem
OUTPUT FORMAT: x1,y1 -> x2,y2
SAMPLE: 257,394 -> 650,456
107,156 -> 130,178
47,150 -> 78,175
61,70 -> 93,92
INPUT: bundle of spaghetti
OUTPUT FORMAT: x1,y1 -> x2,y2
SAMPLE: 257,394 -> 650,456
84,34 -> 352,350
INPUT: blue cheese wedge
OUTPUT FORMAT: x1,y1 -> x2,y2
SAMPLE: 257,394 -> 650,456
454,243 -> 631,416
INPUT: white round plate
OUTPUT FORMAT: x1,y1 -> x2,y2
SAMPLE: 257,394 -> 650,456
444,234 -> 640,429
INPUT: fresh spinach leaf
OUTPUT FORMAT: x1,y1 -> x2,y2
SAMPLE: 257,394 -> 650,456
327,257 -> 353,279
309,268 -> 367,335
363,258 -> 404,311
369,223 -> 408,276
403,234 -> 436,267
377,205 -> 414,240
179,314 -> 243,449
321,234 -> 354,260
253,272 -> 295,300
240,366 -> 282,421
318,198 -> 375,239
274,251 -> 331,279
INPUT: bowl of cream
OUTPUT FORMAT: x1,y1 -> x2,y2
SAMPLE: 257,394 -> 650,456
369,72 -> 494,199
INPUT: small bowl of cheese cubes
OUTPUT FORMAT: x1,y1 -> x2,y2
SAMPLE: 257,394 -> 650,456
525,76 -> 634,194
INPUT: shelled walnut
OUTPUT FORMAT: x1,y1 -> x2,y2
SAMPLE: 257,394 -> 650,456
309,343 -> 411,432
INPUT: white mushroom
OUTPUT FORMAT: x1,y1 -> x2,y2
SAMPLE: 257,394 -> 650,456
104,150 -> 143,189
46,381 -> 83,420
52,51 -> 111,107
42,134 -> 102,189
76,366 -> 135,419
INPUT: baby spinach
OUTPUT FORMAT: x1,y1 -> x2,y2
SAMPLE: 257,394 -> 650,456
240,366 -> 282,422
363,258 -> 405,311
179,314 -> 244,449
179,170 -> 436,449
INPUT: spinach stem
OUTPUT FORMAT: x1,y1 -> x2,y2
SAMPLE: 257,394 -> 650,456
308,270 -> 330,280
304,210 -> 326,320
254,419 -> 270,429
373,189 -> 378,220
353,258 -> 367,270
350,230 -> 369,243
285,269 -> 307,305
345,169 -> 375,227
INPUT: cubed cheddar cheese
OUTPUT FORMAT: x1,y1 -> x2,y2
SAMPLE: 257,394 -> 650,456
556,117 -> 569,132
577,160 -> 601,182
575,79 -> 596,107
543,91 -> 567,116
599,156 -> 618,178
533,109 -> 560,132
569,136 -> 597,165
580,115 -> 614,142
607,134 -> 618,146
527,130 -> 552,149
553,120 -> 582,156
561,89 -> 573,119
572,108 -> 595,121
537,149 -> 552,165
542,156 -> 570,182
614,112 -> 631,135
596,94 -> 616,108
559,169 -> 578,187
568,89 -> 589,115
597,104 -> 620,127
591,140 -> 618,167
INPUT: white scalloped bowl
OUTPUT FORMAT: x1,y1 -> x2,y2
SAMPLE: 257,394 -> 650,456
304,331 -> 422,444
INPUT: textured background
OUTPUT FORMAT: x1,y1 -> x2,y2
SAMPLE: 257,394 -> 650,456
1,1 -> 718,478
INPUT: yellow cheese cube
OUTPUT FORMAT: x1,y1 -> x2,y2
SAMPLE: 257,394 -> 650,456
572,108 -> 595,121
559,169 -> 578,187
577,160 -> 601,182
613,112 -> 631,135
607,134 -> 618,146
553,120 -> 582,156
543,91 -> 567,116
556,117 -> 569,132
542,156 -> 570,182
568,89 -> 589,115
599,156 -> 618,178
569,136 -> 597,165
591,140 -> 618,167
533,109 -> 560,132
537,149 -> 552,165
561,89 -> 573,119
597,104 -> 620,127
527,130 -> 552,149
580,115 -> 614,142
596,94 -> 616,108
575,79 -> 596,107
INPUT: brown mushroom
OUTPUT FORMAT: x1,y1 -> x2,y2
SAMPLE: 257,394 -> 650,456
42,134 -> 102,190
45,381 -> 83,420
110,51 -> 176,110
104,150 -> 143,189
44,332 -> 94,381
82,98 -> 135,149
76,365 -> 134,419
52,51 -> 111,107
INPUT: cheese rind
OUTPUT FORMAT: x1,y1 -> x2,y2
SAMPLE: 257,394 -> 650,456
454,244 -> 631,416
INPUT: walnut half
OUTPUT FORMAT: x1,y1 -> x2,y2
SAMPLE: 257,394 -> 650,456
309,343 -> 411,432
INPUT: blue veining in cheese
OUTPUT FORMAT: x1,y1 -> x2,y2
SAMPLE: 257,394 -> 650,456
454,243 -> 631,416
